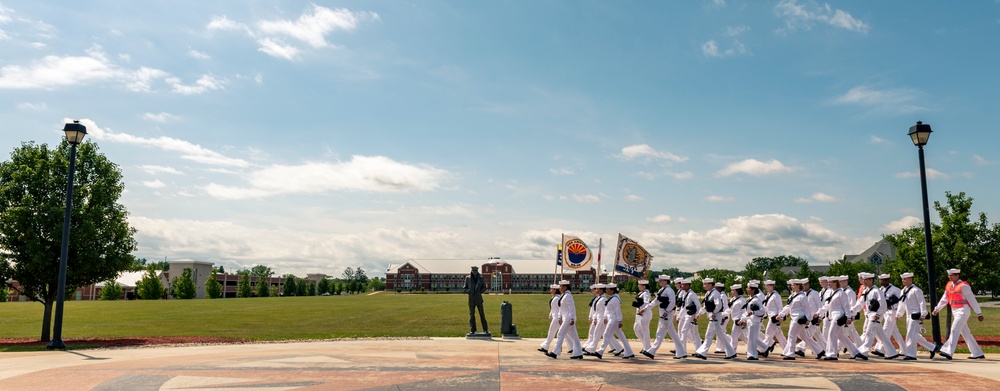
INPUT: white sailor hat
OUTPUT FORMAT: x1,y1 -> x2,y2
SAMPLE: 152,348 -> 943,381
715,282 -> 725,288
859,272 -> 875,280
878,273 -> 891,280
900,272 -> 914,279
798,279 -> 810,285
764,280 -> 775,285
638,279 -> 649,285
703,278 -> 714,284
749,279 -> 760,285
818,276 -> 829,282
838,275 -> 849,281
659,275 -> 671,281
549,284 -> 560,289
558,280 -> 571,285
673,277 -> 683,283
731,284 -> 742,290
747,282 -> 759,288
589,284 -> 599,289
595,283 -> 607,289
680,278 -> 692,284
947,268 -> 961,275
606,283 -> 618,289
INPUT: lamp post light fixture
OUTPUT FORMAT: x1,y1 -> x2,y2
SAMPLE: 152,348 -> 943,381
907,120 -> 942,348
47,120 -> 87,350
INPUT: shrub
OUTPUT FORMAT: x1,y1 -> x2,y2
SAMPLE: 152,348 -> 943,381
99,280 -> 123,301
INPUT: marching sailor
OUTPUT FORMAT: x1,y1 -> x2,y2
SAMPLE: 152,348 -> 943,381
727,284 -> 751,353
693,278 -> 737,359
595,283 -> 635,359
816,276 -> 861,360
582,284 -> 602,350
842,275 -> 863,347
677,278 -> 703,356
549,280 -> 583,359
584,284 -> 623,356
762,280 -> 787,354
874,273 -> 904,357
539,284 -> 562,355
779,279 -> 825,360
898,272 -> 936,360
932,269 -> 986,360
795,277 -> 823,357
818,276 -> 833,344
741,282 -> 767,360
712,282 -> 731,354
634,280 -> 655,354
644,275 -> 681,359
850,272 -> 899,360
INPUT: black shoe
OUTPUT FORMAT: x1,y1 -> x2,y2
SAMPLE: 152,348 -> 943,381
760,349 -> 769,359
546,352 -> 558,359
669,350 -> 676,354
582,350 -> 593,356
622,354 -> 635,359
969,355 -> 985,360
674,355 -> 687,359
940,352 -> 952,360
823,357 -> 839,361
886,354 -> 900,360
931,342 -> 941,359
714,350 -> 725,354
594,352 -> 603,360
842,348 -> 848,354
724,355 -> 737,360
903,356 -> 917,361
783,356 -> 796,360
795,350 -> 805,357
769,342 -> 777,353
613,350 -> 623,357
570,355 -> 583,360
853,354 -> 869,361
537,348 -> 547,353
872,351 -> 885,357
641,351 -> 654,359
692,353 -> 707,360
816,351 -> 826,360
747,356 -> 759,361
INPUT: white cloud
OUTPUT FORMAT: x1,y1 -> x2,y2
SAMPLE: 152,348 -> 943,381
549,168 -> 574,175
833,85 -> 927,114
571,194 -> 601,203
647,214 -> 673,223
125,67 -> 169,92
543,195 -> 556,201
707,195 -> 735,202
626,195 -> 643,202
702,39 -> 749,58
204,155 -> 449,200
869,135 -> 885,144
723,25 -> 750,37
142,112 -> 180,123
880,216 -> 922,232
206,15 -> 250,33
668,171 -> 694,180
16,102 -> 46,111
717,159 -> 795,177
774,0 -> 870,34
138,165 -> 184,175
973,154 -> 991,165
0,5 -> 12,24
257,37 -> 300,60
72,118 -> 249,167
141,179 -> 167,189
188,49 -> 211,60
794,192 -> 838,203
167,74 -> 224,95
618,144 -> 687,162
895,168 -> 949,180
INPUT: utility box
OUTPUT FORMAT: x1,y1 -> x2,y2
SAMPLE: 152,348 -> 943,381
500,301 -> 520,339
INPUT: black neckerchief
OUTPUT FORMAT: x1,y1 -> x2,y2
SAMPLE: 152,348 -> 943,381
604,294 -> 613,305
787,292 -> 799,306
658,286 -> 667,297
901,285 -> 913,302
728,296 -> 739,308
763,291 -> 776,306
589,296 -> 597,309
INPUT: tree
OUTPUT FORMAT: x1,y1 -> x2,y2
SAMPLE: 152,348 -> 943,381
256,278 -> 270,298
0,141 -> 138,341
0,285 -> 7,302
250,265 -> 274,279
318,278 -> 330,295
342,267 -> 355,282
136,264 -> 164,300
297,279 -> 307,296
217,265 -> 225,274
99,280 -> 123,300
236,270 -> 252,298
886,191 -> 1000,296
367,278 -> 386,292
334,282 -> 343,295
205,274 -> 223,299
282,275 -> 297,296
307,282 -> 316,296
129,256 -> 148,271
171,268 -> 197,299
354,267 -> 368,285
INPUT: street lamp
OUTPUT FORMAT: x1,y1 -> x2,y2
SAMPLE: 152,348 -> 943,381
908,120 -> 942,348
47,120 -> 87,350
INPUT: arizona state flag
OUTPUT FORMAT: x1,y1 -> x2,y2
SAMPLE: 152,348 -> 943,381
615,233 -> 652,278
562,234 -> 593,270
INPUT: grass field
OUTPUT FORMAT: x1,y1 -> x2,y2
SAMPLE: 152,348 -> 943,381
2,292 -> 998,352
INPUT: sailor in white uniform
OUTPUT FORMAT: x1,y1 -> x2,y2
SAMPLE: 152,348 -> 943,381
693,278 -> 737,359
595,283 -> 635,359
727,284 -> 751,353
549,280 -> 583,359
762,280 -> 787,354
873,273 -> 904,357
677,278 -> 703,356
584,284 -> 623,356
850,272 -> 899,360
644,275 -> 680,359
932,268 -> 986,360
794,277 -> 823,357
816,276 -> 861,360
741,282 -> 767,360
582,284 -> 602,350
539,284 -> 562,354
779,279 -> 825,360
711,282 -> 730,354
842,275 -> 863,347
633,280 -> 655,354
898,272 -> 936,360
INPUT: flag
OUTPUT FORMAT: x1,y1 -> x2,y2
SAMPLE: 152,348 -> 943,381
556,245 -> 563,266
615,233 -> 653,278
562,235 -> 593,270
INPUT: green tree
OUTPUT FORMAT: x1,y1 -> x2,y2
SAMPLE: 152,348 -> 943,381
205,274 -> 223,299
236,270 -> 252,298
136,264 -> 164,300
99,280 -> 123,300
307,282 -> 316,296
171,268 -> 197,299
129,256 -> 148,271
282,275 -> 297,296
250,265 -> 274,280
0,285 -> 7,302
297,279 -> 308,296
354,267 -> 368,285
342,267 -> 355,281
334,282 -> 343,295
0,140 -> 138,341
367,278 -> 386,292
256,278 -> 270,298
318,278 -> 330,295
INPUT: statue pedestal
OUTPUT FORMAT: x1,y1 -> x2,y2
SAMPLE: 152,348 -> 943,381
466,332 -> 492,340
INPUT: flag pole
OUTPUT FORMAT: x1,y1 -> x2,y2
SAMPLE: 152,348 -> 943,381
596,238 -> 603,284
559,234 -> 565,281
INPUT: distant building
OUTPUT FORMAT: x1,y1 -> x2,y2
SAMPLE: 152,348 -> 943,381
779,238 -> 898,276
385,259 -> 626,292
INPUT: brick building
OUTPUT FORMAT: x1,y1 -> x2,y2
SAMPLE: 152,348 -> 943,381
385,259 -> 626,293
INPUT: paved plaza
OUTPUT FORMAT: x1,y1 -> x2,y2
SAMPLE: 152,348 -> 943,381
0,338 -> 996,390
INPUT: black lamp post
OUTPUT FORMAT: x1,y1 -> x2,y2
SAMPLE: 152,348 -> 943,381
908,120 -> 942,347
46,120 -> 87,350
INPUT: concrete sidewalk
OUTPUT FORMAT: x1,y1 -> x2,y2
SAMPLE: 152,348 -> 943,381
0,338 -> 995,390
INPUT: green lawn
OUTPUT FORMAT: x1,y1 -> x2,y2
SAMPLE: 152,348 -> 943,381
2,292 -> 997,349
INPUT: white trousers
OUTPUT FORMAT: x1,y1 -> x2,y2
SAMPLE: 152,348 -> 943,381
903,315 -> 935,358
858,314 -> 898,357
599,320 -> 634,356
633,311 -> 652,351
875,312 -> 904,353
796,322 -> 822,353
647,313 -> 680,357
678,313 -> 702,349
696,319 -> 735,356
585,320 -> 622,352
583,317 -> 598,349
553,319 -> 582,357
540,316 -> 560,350
825,313 -> 860,358
941,307 -> 984,357
784,321 -> 823,357
730,322 -> 751,352
764,318 -> 787,348
746,317 -> 763,358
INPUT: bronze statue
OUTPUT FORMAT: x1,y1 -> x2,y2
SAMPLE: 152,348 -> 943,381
464,266 -> 489,334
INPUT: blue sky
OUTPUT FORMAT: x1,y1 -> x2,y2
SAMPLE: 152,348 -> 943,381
2,1 -> 999,277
